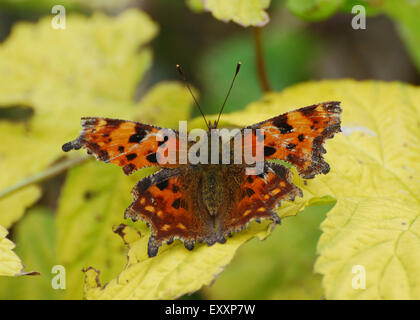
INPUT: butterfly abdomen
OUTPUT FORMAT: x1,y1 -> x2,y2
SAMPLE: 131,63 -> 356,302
199,166 -> 226,217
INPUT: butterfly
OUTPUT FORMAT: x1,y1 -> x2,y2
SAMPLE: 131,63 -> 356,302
62,63 -> 342,257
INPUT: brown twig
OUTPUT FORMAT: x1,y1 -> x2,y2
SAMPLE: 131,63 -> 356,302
253,27 -> 271,93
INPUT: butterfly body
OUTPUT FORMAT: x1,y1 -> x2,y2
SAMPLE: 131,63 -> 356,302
62,101 -> 342,257
199,164 -> 230,217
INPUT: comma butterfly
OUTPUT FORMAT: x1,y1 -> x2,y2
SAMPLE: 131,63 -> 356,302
62,63 -> 342,257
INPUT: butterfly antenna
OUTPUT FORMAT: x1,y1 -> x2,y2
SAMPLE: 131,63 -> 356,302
176,64 -> 209,130
215,62 -> 242,128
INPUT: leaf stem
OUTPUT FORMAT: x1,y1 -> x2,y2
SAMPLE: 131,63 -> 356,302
253,27 -> 271,93
0,156 -> 90,200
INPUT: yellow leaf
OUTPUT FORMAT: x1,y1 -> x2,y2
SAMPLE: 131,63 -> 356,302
0,225 -> 24,276
83,221 -> 271,300
220,79 -> 420,299
0,224 -> 38,277
0,9 -> 158,107
0,9 -> 158,227
203,0 -> 271,27
0,208 -> 61,299
0,186 -> 40,229
56,162 -> 155,299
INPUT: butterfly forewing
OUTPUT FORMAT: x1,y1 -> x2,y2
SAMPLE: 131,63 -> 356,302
62,117 -> 183,175
244,101 -> 341,179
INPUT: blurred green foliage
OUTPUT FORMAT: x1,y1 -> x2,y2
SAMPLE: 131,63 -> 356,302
284,0 -> 420,72
286,0 -> 345,21
199,30 -> 319,114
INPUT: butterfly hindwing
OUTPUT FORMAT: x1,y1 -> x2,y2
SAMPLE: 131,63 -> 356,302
62,117 -> 182,175
124,167 -> 215,257
244,101 -> 341,179
216,162 -> 302,236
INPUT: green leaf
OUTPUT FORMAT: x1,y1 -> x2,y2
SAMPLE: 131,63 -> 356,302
221,79 -> 420,299
0,9 -> 158,227
286,0 -> 344,21
203,0 -> 271,27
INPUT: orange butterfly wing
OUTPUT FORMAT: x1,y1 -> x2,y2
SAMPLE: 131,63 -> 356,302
124,167 -> 216,257
62,117 -> 182,175
244,101 -> 341,179
216,163 -> 302,236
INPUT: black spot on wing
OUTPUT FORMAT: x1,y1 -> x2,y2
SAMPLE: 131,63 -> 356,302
299,105 -> 317,116
172,198 -> 181,209
126,153 -> 137,161
158,135 -> 169,147
146,153 -> 158,163
105,119 -> 124,128
129,125 -> 148,143
264,146 -> 276,157
156,179 -> 169,191
272,115 -> 293,134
